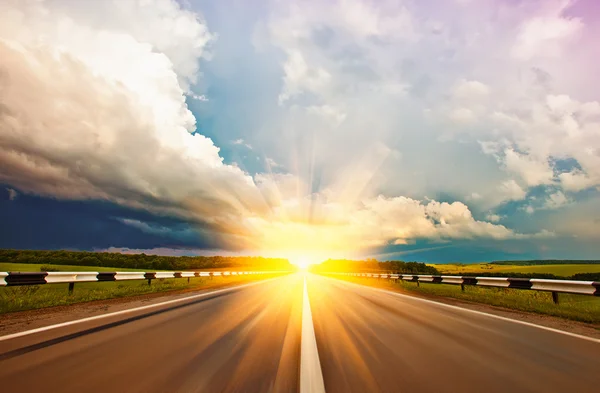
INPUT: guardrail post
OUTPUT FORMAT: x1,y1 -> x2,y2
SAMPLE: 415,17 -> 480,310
461,283 -> 465,292
552,291 -> 559,305
147,278 -> 152,286
187,277 -> 190,283
68,282 -> 75,294
416,280 -> 420,287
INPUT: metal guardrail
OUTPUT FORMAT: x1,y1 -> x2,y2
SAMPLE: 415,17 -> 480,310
328,272 -> 599,304
0,271 -> 286,293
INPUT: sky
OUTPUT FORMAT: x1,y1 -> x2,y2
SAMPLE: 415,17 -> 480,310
1,0 -> 599,263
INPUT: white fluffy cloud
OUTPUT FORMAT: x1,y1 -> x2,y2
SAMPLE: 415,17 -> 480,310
503,149 -> 554,188
544,191 -> 570,210
558,170 -> 596,192
244,194 -> 548,255
486,214 -> 503,223
0,0 -> 267,230
499,180 -> 527,202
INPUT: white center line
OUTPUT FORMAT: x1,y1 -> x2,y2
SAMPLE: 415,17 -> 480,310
300,274 -> 326,393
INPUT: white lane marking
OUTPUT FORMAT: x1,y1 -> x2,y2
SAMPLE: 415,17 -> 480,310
327,276 -> 600,344
0,278 -> 278,342
300,275 -> 326,393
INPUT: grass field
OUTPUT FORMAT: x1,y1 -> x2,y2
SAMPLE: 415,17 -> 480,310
0,263 -> 148,272
328,275 -> 600,324
430,263 -> 600,277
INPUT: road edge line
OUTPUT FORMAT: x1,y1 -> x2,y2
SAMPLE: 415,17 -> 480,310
300,275 -> 326,393
0,278 -> 279,342
325,275 -> 600,344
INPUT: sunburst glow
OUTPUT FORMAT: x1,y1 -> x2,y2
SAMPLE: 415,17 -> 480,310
292,257 -> 312,271
287,254 -> 324,271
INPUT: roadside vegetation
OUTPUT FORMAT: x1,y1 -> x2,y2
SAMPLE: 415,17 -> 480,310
310,259 -> 440,274
430,262 -> 600,278
492,260 -> 600,265
0,249 -> 294,315
0,263 -> 148,273
0,274 -> 281,314
0,249 -> 294,271
315,259 -> 600,323
328,275 -> 600,324
309,258 -> 600,280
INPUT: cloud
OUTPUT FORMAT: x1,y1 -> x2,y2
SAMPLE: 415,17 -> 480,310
558,170 -> 596,192
0,0 -> 268,234
278,49 -> 331,104
520,190 -> 571,215
232,138 -> 253,149
511,1 -> 583,60
243,193 -> 548,256
1,0 -> 586,258
499,180 -> 527,202
259,0 -> 600,211
306,105 -> 347,127
449,108 -> 477,124
188,93 -> 209,101
265,157 -> 282,169
467,192 -> 482,201
479,93 -> 600,199
453,80 -> 489,100
543,190 -> 570,210
116,218 -> 198,240
486,214 -> 502,223
6,188 -> 18,201
503,149 -> 554,187
98,247 -> 208,257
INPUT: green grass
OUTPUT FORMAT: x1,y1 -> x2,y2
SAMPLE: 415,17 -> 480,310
0,262 -> 147,272
430,263 -> 600,277
330,275 -> 600,324
0,274 -> 279,314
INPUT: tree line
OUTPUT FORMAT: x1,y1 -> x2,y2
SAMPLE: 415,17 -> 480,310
308,259 -> 600,280
0,249 -> 294,271
492,260 -> 600,265
309,258 -> 440,274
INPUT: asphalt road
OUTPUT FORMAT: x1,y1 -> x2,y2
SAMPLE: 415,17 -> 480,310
0,273 -> 599,393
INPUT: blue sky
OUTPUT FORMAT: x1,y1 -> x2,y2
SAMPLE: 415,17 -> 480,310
1,0 -> 599,263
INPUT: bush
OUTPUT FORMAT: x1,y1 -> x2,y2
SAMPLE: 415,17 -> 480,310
570,273 -> 600,281
40,265 -> 60,272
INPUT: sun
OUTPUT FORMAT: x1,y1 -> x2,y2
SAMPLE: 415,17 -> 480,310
291,256 -> 313,271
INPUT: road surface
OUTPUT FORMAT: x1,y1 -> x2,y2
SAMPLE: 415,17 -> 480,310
0,273 -> 598,392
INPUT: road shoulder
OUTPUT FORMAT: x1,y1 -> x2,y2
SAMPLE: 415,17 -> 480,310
0,280 -> 265,336
326,275 -> 600,340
